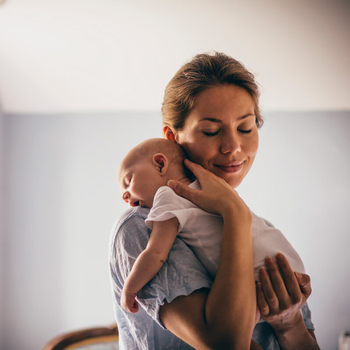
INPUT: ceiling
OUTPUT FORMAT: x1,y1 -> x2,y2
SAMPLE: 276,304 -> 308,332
0,0 -> 349,114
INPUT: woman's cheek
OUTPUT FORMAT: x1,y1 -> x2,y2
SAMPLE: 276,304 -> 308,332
247,131 -> 259,157
187,147 -> 203,164
180,140 -> 201,161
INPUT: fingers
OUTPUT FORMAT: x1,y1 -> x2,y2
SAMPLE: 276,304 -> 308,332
257,254 -> 312,329
258,266 -> 280,312
256,282 -> 270,317
169,159 -> 244,216
294,271 -> 312,299
168,179 -> 197,202
130,300 -> 139,313
183,159 -> 207,179
275,253 -> 302,303
259,254 -> 307,314
123,302 -> 139,313
264,256 -> 290,305
168,159 -> 209,190
121,297 -> 139,313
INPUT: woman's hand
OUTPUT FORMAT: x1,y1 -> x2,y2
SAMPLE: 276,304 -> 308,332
168,159 -> 251,222
256,253 -> 319,349
256,252 -> 311,332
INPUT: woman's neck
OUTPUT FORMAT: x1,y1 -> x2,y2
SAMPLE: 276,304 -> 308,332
177,175 -> 192,186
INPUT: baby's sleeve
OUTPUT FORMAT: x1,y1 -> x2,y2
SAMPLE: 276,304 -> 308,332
145,186 -> 190,232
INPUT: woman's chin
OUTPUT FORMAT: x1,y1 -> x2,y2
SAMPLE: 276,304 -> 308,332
212,169 -> 243,189
227,179 -> 242,189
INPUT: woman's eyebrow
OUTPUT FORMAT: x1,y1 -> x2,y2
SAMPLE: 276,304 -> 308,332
238,113 -> 255,120
198,117 -> 221,123
199,114 -> 255,123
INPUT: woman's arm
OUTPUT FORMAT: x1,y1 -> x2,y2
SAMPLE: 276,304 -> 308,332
257,253 -> 319,350
160,160 -> 257,349
121,218 -> 179,313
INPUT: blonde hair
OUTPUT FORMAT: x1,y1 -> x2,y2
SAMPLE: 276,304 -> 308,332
162,52 -> 263,131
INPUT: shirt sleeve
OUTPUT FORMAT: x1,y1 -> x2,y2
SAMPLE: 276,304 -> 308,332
145,186 -> 192,232
301,302 -> 315,330
110,208 -> 213,329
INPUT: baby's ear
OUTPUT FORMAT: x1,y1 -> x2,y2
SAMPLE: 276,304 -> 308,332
153,153 -> 169,175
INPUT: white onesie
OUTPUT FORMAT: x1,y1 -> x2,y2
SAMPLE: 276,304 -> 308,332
145,180 -> 305,281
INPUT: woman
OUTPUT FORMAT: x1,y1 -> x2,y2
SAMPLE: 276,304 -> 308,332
109,52 -> 319,349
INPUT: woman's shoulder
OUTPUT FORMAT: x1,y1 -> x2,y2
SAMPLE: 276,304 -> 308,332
109,206 -> 151,255
116,206 -> 149,228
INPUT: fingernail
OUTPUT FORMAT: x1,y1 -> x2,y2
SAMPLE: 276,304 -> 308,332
259,267 -> 267,275
167,180 -> 177,189
276,252 -> 284,261
265,256 -> 274,265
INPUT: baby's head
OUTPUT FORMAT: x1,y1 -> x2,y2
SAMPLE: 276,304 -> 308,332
117,138 -> 188,208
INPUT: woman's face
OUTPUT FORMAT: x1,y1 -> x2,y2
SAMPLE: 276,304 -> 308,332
173,85 -> 259,189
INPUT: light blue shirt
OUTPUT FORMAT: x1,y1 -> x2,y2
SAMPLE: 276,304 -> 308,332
109,206 -> 314,350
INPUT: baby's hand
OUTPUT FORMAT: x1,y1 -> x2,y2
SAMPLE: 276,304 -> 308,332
121,290 -> 139,313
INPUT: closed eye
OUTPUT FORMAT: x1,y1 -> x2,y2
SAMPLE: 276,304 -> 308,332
203,131 -> 220,137
238,129 -> 252,134
123,175 -> 132,189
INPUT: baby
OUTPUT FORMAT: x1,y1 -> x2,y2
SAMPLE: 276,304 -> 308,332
117,138 -> 305,314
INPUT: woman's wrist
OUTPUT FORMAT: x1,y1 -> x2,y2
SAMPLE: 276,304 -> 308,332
273,311 -> 304,336
273,313 -> 319,350
221,201 -> 252,227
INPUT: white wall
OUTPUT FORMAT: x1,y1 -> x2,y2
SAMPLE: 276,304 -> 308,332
3,113 -> 162,350
3,111 -> 350,350
0,0 -> 349,113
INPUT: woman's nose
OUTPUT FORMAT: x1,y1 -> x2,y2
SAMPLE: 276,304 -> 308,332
220,132 -> 241,154
122,191 -> 130,203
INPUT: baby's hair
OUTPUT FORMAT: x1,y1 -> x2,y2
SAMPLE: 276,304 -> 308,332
132,138 -> 186,167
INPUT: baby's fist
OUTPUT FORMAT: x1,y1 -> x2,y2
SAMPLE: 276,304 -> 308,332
121,291 -> 139,313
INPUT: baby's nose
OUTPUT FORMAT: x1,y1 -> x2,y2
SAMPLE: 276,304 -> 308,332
122,191 -> 130,203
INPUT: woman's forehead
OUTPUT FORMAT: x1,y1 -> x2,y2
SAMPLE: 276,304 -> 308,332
186,86 -> 255,124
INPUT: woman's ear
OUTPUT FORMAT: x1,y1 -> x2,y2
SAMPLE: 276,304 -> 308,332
153,153 -> 169,175
163,125 -> 176,142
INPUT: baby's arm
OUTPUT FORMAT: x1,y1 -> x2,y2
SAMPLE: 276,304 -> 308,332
121,217 -> 179,313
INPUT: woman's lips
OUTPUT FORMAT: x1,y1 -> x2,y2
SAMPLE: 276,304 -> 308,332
214,161 -> 244,173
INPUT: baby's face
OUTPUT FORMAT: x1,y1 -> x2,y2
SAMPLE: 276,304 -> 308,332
118,159 -> 163,209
